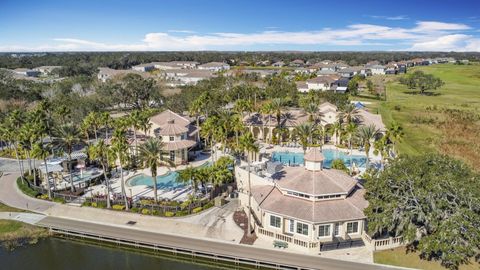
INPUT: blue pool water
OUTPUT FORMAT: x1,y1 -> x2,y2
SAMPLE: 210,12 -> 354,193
127,172 -> 184,189
272,149 -> 367,168
127,162 -> 211,189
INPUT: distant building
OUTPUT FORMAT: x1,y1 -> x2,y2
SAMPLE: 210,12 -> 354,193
33,66 -> 61,75
13,68 -> 40,77
132,63 -> 155,72
97,67 -> 153,82
164,69 -> 214,86
368,65 -> 386,75
153,61 -> 198,70
289,59 -> 305,67
197,62 -> 230,72
272,61 -> 285,67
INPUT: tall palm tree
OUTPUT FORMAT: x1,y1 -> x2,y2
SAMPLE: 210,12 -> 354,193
138,111 -> 152,137
189,97 -> 205,143
239,132 -> 259,237
110,128 -> 130,209
331,120 -> 343,146
31,143 -> 52,199
88,140 -> 112,208
128,110 -> 143,156
200,116 -> 218,162
373,135 -> 390,170
233,99 -> 253,118
260,102 -> 274,142
231,114 -> 245,149
8,110 -> 26,176
100,112 -> 113,141
304,102 -> 319,123
339,103 -> 361,124
357,124 -> 379,170
387,121 -> 404,155
53,124 -> 84,192
270,98 -> 286,128
83,112 -> 101,142
294,122 -> 316,154
137,137 -> 173,204
344,122 -> 358,174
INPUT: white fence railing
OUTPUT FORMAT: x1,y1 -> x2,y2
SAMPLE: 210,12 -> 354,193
362,232 -> 404,251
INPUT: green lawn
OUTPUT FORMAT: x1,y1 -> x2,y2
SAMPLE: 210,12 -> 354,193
376,63 -> 480,168
374,247 -> 480,270
0,202 -> 27,213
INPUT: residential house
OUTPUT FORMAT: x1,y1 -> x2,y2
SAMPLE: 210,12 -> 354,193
368,65 -> 386,75
97,67 -> 153,82
289,59 -> 305,67
272,61 -> 285,67
148,110 -> 198,165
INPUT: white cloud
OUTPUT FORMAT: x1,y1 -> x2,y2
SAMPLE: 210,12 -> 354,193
409,34 -> 480,51
0,21 -> 478,51
369,15 -> 409,20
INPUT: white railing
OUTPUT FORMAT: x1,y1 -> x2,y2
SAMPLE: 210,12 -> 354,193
258,228 -> 315,248
362,232 -> 404,251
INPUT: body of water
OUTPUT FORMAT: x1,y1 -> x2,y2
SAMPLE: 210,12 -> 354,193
0,238 -> 222,270
272,149 -> 367,168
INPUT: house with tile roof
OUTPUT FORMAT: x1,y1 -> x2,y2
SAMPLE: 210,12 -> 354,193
237,147 -> 368,251
148,109 -> 198,165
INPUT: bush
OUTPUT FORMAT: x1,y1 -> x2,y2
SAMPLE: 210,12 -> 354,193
394,105 -> 401,111
175,210 -> 188,216
141,208 -> 151,215
192,207 -> 203,214
331,159 -> 348,172
37,194 -> 49,200
164,211 -> 175,217
130,207 -> 139,213
203,201 -> 214,210
53,197 -> 66,204
82,202 -> 92,207
16,177 -> 39,197
112,204 -> 125,211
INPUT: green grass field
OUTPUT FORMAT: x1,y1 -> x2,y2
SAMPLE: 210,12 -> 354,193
375,63 -> 480,168
374,247 -> 480,270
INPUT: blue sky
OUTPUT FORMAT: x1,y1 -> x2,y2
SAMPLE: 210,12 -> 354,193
1,0 -> 479,51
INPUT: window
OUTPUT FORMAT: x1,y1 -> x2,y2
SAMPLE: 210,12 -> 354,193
169,151 -> 175,161
347,222 -> 359,234
169,136 -> 175,141
269,215 -> 281,228
318,225 -> 331,237
296,222 -> 309,236
334,223 -> 340,236
289,219 -> 295,233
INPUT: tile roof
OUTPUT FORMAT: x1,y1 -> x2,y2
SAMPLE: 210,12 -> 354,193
251,184 -> 367,223
273,167 -> 357,195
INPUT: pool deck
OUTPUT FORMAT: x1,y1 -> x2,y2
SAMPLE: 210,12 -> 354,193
84,152 -> 218,202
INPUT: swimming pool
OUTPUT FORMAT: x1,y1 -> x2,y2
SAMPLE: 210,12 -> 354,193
127,171 -> 184,189
127,162 -> 210,189
272,149 -> 367,168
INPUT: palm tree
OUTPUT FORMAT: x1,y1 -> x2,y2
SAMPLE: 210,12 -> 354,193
88,140 -> 112,208
260,102 -> 274,142
189,97 -> 205,143
83,112 -> 101,142
344,122 -> 358,174
239,132 -> 259,237
357,124 -> 379,170
7,110 -> 26,176
373,135 -> 390,170
31,143 -> 52,199
294,122 -> 316,154
53,124 -> 84,192
110,128 -> 130,209
128,110 -> 143,156
233,99 -> 253,118
331,120 -> 343,146
138,111 -> 152,137
137,137 -> 174,204
231,114 -> 245,149
178,166 -> 198,199
339,103 -> 361,124
387,121 -> 404,155
200,116 -> 218,162
304,102 -> 319,123
270,98 -> 286,128
100,112 -> 113,141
